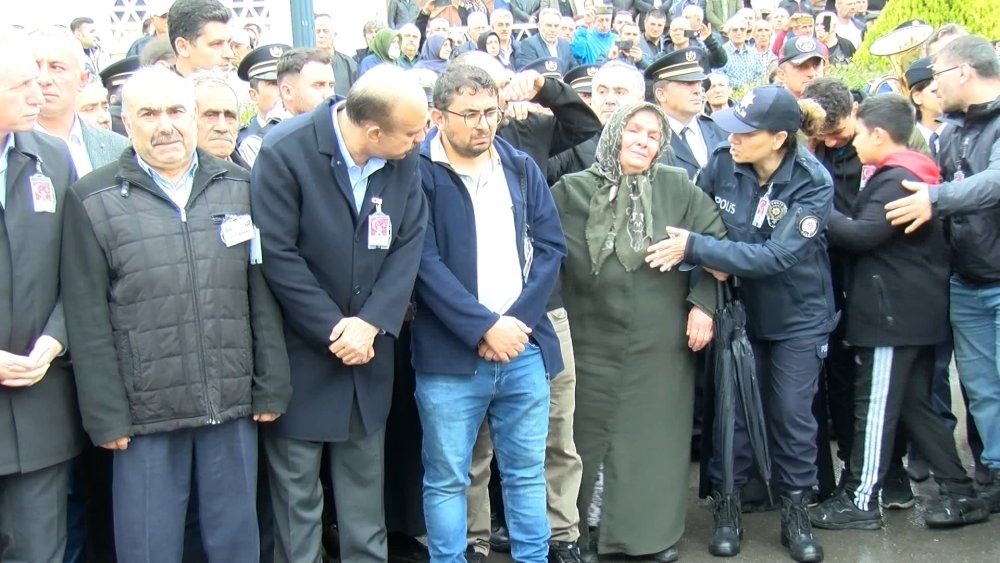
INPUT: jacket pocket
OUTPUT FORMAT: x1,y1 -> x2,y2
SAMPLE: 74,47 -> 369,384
871,274 -> 895,330
114,330 -> 141,396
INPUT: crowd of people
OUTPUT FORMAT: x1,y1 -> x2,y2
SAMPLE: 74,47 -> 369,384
3,1 -> 1000,563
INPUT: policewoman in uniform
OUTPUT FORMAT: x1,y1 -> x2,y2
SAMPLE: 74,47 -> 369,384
649,85 -> 835,563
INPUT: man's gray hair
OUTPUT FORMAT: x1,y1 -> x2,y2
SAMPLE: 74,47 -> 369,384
122,66 -> 196,113
935,35 -> 1000,80
595,60 -> 645,96
29,26 -> 89,70
188,70 -> 238,102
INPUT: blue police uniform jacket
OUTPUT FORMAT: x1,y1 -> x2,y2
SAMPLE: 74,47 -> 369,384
411,132 -> 567,377
687,143 -> 838,341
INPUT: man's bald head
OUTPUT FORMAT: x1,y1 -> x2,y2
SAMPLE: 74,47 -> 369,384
345,64 -> 429,160
452,50 -> 511,86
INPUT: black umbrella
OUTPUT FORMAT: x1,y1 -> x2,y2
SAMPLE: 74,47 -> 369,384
711,279 -> 772,497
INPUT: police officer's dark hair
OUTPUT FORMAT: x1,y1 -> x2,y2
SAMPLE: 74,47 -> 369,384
70,17 -> 94,33
908,80 -> 932,121
934,35 -> 1000,80
276,48 -> 333,84
431,64 -> 498,112
800,77 -> 853,130
856,94 -> 915,145
168,0 -> 232,55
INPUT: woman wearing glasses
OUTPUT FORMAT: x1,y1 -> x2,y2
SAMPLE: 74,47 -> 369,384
551,102 -> 725,562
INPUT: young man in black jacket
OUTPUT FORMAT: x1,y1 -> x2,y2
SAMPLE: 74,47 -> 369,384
809,94 -> 988,532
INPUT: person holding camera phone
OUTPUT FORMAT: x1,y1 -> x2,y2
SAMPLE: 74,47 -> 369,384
662,8 -> 728,70
815,11 -> 856,65
601,22 -> 654,69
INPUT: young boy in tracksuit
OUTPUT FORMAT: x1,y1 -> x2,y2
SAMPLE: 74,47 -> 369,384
808,94 -> 990,531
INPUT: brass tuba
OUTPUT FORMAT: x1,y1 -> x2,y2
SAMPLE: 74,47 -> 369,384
867,23 -> 935,96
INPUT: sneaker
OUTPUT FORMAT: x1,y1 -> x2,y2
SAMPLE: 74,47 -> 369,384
809,490 -> 883,531
924,494 -> 990,528
880,467 -> 916,509
549,541 -> 583,563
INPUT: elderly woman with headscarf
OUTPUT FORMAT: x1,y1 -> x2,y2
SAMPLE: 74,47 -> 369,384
550,102 -> 726,562
414,33 -> 453,74
476,30 -> 511,69
358,28 -> 401,76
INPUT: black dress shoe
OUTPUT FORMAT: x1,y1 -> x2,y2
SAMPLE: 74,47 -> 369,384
490,522 -> 511,553
388,532 -> 429,562
649,545 -> 679,563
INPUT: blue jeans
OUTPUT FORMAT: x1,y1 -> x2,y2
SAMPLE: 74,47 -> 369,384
950,276 -> 1000,468
416,345 -> 551,563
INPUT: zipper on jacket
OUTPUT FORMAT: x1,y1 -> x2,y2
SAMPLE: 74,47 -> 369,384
119,171 -> 224,423
180,210 -> 218,424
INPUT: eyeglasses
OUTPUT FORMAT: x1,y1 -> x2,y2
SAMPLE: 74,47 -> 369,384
442,107 -> 505,127
931,65 -> 961,79
728,27 -> 747,32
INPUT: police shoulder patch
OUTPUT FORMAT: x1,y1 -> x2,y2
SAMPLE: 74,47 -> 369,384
798,215 -> 820,238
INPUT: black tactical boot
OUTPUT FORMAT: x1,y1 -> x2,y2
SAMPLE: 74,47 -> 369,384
779,489 -> 824,563
708,489 -> 742,557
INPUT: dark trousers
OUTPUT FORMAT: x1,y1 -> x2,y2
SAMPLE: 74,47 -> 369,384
710,335 -> 827,491
0,460 -> 71,562
909,339 -> 986,470
265,403 -> 387,563
384,321 -> 426,538
846,346 -> 973,509
113,418 -> 259,563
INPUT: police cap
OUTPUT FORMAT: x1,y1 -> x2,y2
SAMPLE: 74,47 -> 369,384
237,43 -> 291,82
644,48 -> 707,83
99,56 -> 142,90
712,85 -> 801,134
519,57 -> 563,79
563,64 -> 599,95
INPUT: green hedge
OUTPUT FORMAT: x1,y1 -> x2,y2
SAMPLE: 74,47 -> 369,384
833,0 -> 1000,88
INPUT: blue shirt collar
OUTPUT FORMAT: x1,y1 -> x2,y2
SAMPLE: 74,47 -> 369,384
135,151 -> 199,191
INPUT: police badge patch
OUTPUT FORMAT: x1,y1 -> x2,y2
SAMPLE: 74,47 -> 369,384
766,200 -> 787,227
798,215 -> 820,238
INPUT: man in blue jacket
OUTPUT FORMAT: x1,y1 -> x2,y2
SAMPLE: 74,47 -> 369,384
411,63 -> 566,563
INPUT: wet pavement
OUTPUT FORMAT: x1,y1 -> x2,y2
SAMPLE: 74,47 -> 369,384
487,374 -> 1000,563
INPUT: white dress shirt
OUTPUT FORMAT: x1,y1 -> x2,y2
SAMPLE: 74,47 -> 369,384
36,116 -> 93,177
667,114 -> 709,167
431,134 -> 523,315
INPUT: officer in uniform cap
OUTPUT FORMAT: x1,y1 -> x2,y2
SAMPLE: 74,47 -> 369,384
776,35 -> 827,98
645,47 -> 726,180
99,56 -> 141,136
519,57 -> 563,80
562,63 -> 600,103
237,43 -> 291,145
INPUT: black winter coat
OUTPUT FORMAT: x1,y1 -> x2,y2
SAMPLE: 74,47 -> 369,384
62,149 -> 290,446
828,155 -> 950,347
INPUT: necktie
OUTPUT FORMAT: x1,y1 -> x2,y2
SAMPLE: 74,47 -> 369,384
682,126 -> 708,167
929,131 -> 939,160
